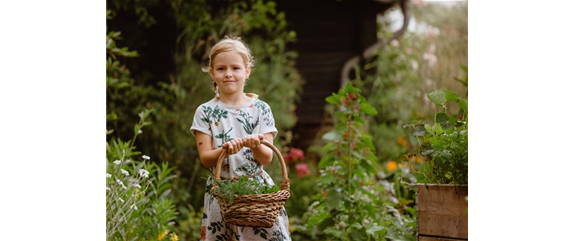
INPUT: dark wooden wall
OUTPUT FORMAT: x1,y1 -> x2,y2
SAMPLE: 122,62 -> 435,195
275,0 -> 394,150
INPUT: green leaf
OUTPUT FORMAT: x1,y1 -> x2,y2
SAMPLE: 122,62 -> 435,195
360,102 -> 378,115
322,131 -> 338,141
360,159 -> 377,175
412,125 -> 426,137
344,82 -> 358,94
421,148 -> 434,156
318,155 -> 333,169
427,89 -> 447,107
325,189 -> 343,211
443,89 -> 459,102
326,95 -> 339,104
436,113 -> 454,129
457,98 -> 468,113
366,225 -> 384,236
359,135 -> 375,150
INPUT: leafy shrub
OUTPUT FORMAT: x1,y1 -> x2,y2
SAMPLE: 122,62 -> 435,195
106,109 -> 179,240
302,83 -> 382,240
405,81 -> 468,184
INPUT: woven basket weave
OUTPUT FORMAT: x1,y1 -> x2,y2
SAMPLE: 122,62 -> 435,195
211,139 -> 290,228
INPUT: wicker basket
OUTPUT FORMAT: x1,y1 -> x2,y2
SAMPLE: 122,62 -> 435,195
211,139 -> 290,228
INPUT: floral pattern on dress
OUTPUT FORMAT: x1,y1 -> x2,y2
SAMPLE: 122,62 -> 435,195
191,97 -> 288,241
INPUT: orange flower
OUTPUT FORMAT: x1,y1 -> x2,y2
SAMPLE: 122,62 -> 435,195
387,161 -> 397,172
397,137 -> 408,147
415,157 -> 424,163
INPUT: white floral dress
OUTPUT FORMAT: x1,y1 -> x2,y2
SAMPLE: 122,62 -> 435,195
191,97 -> 291,241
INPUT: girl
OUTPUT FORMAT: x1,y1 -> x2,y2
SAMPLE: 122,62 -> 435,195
190,36 -> 291,241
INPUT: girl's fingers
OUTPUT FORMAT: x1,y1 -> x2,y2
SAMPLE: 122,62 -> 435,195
247,137 -> 254,148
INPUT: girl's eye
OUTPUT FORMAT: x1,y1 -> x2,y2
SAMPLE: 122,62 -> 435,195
234,67 -> 240,70
217,68 -> 223,71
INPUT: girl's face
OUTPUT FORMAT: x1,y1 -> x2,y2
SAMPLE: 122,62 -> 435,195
210,51 -> 251,96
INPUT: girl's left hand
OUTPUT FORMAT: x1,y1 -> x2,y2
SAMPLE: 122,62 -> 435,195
243,134 -> 264,150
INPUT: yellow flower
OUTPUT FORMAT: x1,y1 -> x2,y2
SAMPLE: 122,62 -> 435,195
387,161 -> 397,172
158,229 -> 168,240
170,233 -> 179,241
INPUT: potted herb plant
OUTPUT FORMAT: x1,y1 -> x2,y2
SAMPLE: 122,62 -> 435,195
405,87 -> 468,241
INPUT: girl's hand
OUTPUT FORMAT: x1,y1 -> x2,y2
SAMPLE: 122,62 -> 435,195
222,138 -> 244,156
243,134 -> 264,150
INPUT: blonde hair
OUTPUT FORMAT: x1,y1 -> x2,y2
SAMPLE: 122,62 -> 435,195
203,36 -> 258,100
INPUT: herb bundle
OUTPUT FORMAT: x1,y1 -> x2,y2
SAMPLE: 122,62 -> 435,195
211,175 -> 280,203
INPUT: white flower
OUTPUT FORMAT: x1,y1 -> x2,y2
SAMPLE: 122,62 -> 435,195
115,179 -> 127,189
133,184 -> 141,189
142,155 -> 150,160
130,204 -> 138,210
410,60 -> 419,71
113,160 -> 121,165
119,198 -> 124,203
121,169 -> 130,176
106,173 -> 112,178
106,187 -> 111,191
139,169 -> 149,178
362,219 -> 371,226
338,221 -> 347,228
137,130 -> 143,134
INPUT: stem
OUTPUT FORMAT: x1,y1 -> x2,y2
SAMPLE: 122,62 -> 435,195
348,117 -> 352,196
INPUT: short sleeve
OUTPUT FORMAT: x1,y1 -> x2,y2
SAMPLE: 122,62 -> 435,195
190,105 -> 212,137
258,102 -> 278,139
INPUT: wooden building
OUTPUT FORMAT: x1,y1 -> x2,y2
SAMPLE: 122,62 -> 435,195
274,0 -> 408,150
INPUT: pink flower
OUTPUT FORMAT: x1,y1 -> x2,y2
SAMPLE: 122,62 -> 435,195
284,147 -> 305,163
295,163 -> 311,178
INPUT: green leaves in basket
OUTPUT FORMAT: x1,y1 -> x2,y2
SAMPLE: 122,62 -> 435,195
211,175 -> 280,203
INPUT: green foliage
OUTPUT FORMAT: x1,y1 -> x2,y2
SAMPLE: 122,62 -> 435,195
302,83 -> 415,240
106,0 -> 304,221
106,110 -> 178,240
211,175 -> 280,203
106,10 -> 139,125
354,33 -> 425,163
405,83 -> 468,184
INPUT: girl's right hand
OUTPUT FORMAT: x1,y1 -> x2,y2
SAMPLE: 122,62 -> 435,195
222,139 -> 244,156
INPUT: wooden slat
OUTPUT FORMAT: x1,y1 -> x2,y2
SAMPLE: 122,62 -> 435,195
417,184 -> 468,239
419,236 -> 467,241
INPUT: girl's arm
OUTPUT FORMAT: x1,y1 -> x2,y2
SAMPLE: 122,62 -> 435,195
195,131 -> 245,168
244,133 -> 274,166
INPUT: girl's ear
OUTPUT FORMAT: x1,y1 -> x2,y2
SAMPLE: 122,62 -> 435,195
209,68 -> 215,79
245,66 -> 251,79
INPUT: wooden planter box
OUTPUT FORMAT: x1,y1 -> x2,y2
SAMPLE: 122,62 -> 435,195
416,184 -> 468,241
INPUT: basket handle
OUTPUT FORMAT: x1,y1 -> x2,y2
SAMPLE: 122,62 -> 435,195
213,139 -> 290,190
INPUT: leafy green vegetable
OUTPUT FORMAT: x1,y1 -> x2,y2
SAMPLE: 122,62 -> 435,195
211,175 -> 280,203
